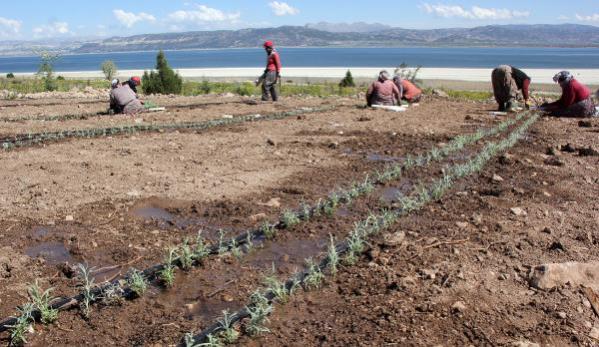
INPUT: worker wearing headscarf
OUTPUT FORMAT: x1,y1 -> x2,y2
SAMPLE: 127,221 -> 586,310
256,41 -> 281,102
366,70 -> 400,107
541,71 -> 597,117
393,75 -> 422,104
491,65 -> 531,112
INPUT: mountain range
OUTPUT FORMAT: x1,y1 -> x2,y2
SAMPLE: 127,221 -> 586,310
1,24 -> 598,56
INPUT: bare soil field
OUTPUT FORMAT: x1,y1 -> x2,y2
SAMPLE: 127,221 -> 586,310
0,93 -> 597,347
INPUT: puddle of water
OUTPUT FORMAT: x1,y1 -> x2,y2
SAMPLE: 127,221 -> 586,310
367,153 -> 404,162
134,206 -> 175,221
335,207 -> 352,217
25,242 -> 72,264
131,203 -> 220,233
380,187 -> 402,203
246,238 -> 326,270
32,226 -> 51,238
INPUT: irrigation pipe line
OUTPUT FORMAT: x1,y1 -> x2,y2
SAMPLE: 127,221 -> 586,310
0,110 -> 530,334
0,100 -> 257,123
0,106 -> 336,150
186,113 -> 540,345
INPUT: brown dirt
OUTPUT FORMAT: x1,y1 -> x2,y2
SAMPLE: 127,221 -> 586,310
0,94 -> 596,346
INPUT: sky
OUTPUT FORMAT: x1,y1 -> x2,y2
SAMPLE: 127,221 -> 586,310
1,0 -> 598,41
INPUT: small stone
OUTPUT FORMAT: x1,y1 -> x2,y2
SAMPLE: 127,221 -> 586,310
249,213 -> 267,223
543,191 -> 551,197
529,262 -> 599,291
260,198 -> 281,208
420,269 -> 436,280
266,138 -> 276,146
471,213 -> 483,226
590,326 -> 599,340
556,311 -> 567,319
545,147 -> 557,156
560,143 -> 577,153
578,120 -> 592,128
451,301 -> 467,313
328,142 -> 339,149
492,174 -> 504,182
456,222 -> 469,229
544,157 -> 564,167
512,341 -> 540,347
510,207 -> 527,216
498,273 -> 509,281
541,227 -> 552,234
221,294 -> 234,302
383,231 -> 405,247
281,254 -> 290,262
65,215 -> 74,222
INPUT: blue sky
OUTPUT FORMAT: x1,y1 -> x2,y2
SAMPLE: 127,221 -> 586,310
1,0 -> 598,40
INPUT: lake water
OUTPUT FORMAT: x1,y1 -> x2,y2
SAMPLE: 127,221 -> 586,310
1,47 -> 598,73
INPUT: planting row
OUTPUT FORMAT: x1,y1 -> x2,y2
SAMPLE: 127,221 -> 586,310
185,112 -> 540,346
0,110 -> 529,344
0,106 -> 334,150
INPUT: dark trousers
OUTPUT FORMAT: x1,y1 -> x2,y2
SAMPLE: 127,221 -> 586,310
261,71 -> 279,101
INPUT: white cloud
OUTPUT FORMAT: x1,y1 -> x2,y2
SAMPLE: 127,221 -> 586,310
0,17 -> 22,38
167,5 -> 241,23
113,9 -> 156,28
558,15 -> 570,21
268,1 -> 299,16
33,22 -> 71,38
575,13 -> 599,22
422,3 -> 529,20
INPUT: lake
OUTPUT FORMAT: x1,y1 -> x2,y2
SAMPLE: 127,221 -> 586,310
1,47 -> 599,73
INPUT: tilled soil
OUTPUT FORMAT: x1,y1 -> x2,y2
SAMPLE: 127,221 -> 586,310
0,94 -> 596,346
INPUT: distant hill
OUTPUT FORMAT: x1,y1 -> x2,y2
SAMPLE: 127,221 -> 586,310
305,22 -> 393,33
1,24 -> 598,56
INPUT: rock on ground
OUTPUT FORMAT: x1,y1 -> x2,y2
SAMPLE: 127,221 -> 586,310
529,262 -> 599,291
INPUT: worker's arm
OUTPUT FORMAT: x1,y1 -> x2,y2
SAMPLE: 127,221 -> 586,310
366,83 -> 375,107
392,83 -> 401,105
546,83 -> 574,110
522,78 -> 531,101
274,52 -> 282,80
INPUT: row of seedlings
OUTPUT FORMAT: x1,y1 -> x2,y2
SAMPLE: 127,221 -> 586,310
184,112 -> 540,346
0,106 -> 335,150
0,111 -> 530,344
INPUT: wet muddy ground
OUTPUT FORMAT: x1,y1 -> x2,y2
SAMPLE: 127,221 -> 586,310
0,93 -> 596,346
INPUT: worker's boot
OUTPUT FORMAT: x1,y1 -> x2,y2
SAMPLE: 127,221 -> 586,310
498,102 -> 506,112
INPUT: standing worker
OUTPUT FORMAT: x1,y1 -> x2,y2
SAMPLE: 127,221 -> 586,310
540,71 -> 597,117
491,65 -> 531,112
256,41 -> 281,102
366,70 -> 400,107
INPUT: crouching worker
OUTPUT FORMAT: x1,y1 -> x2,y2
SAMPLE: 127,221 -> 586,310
540,71 -> 597,118
366,70 -> 400,107
492,65 -> 531,112
393,75 -> 422,104
109,80 -> 144,115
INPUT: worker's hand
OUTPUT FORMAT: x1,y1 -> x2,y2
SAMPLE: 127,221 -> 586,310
524,100 -> 531,110
276,73 -> 281,82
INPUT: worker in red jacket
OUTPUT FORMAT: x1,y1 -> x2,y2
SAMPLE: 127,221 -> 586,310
256,41 -> 281,102
541,71 -> 597,117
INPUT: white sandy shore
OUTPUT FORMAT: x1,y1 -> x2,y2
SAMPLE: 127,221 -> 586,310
6,67 -> 599,84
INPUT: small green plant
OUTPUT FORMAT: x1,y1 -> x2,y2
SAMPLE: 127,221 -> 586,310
230,238 -> 242,259
179,239 -> 194,270
281,210 -> 300,228
199,334 -> 223,347
217,310 -> 239,343
327,235 -> 339,275
8,303 -> 34,346
246,291 -> 273,336
261,222 -> 276,239
300,202 -> 311,221
217,229 -> 228,255
303,258 -> 325,290
101,282 -> 125,306
264,270 -> 294,304
344,229 -> 366,265
245,231 -> 254,252
193,233 -> 210,262
77,264 -> 96,318
128,269 -> 148,297
27,280 -> 58,324
159,248 -> 177,287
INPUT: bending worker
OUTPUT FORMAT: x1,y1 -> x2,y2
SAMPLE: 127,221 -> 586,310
366,70 -> 400,106
124,76 -> 141,94
256,41 -> 281,102
540,71 -> 597,117
491,65 -> 531,112
393,75 -> 422,104
109,81 -> 144,115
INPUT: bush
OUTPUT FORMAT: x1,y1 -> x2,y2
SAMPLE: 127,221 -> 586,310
56,75 -> 65,80
142,50 -> 183,95
36,51 -> 61,92
339,70 -> 355,88
6,73 -> 14,79
394,63 -> 422,86
101,60 -> 118,81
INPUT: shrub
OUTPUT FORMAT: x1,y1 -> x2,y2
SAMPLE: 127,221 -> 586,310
6,73 -> 14,79
142,50 -> 183,95
36,51 -> 61,92
394,62 -> 422,86
339,70 -> 355,88
101,60 -> 118,81
56,75 -> 65,80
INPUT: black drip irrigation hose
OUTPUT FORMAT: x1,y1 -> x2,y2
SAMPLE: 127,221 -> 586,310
186,112 -> 541,344
0,110 -> 529,334
0,106 -> 335,150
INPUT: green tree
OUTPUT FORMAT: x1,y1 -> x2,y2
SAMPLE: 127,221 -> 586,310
339,70 -> 355,88
6,73 -> 15,79
142,50 -> 183,95
101,60 -> 118,81
35,51 -> 61,91
394,62 -> 422,86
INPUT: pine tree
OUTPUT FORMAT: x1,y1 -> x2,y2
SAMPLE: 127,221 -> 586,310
142,50 -> 183,95
339,70 -> 355,88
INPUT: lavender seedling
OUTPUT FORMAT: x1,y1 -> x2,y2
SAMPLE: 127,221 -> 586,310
77,264 -> 96,318
246,291 -> 273,336
217,310 -> 239,343
261,222 -> 276,240
217,229 -> 228,255
230,238 -> 242,259
159,247 -> 177,288
128,269 -> 148,297
303,258 -> 325,290
193,233 -> 210,262
245,231 -> 254,252
344,229 -> 365,265
27,280 -> 58,324
327,234 -> 339,275
8,303 -> 34,346
179,239 -> 194,270
281,210 -> 300,228
101,282 -> 125,306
